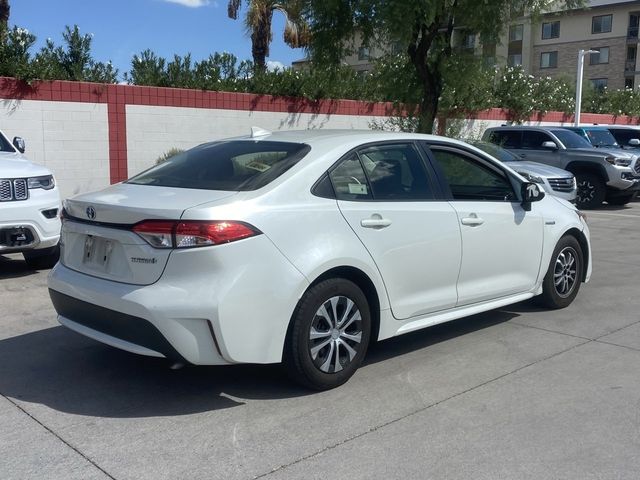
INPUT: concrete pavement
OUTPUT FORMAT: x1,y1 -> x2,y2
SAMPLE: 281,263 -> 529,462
1,203 -> 639,480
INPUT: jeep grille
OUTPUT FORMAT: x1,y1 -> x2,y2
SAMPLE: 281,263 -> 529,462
0,178 -> 29,202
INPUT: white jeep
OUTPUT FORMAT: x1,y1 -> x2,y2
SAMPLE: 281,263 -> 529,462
0,130 -> 61,269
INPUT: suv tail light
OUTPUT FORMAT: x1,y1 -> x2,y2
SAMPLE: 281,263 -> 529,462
132,220 -> 261,249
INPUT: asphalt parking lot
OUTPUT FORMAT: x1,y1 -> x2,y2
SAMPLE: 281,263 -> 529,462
1,202 -> 640,480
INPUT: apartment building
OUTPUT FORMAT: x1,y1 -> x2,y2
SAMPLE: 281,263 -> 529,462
496,0 -> 640,90
295,1 -> 640,90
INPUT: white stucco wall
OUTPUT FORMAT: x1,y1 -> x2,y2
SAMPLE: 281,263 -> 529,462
0,99 -> 109,198
125,105 -> 387,176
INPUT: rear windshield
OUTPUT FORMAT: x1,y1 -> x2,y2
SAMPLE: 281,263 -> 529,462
550,129 -> 592,149
127,141 -> 310,191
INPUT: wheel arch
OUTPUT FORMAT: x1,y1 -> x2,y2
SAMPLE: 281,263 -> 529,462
563,227 -> 590,282
286,266 -> 382,352
564,162 -> 609,183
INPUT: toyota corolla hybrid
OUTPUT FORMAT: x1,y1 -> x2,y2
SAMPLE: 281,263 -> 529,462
48,129 -> 591,390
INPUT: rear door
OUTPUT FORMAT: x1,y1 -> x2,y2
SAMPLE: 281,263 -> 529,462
332,142 -> 462,320
425,144 -> 544,305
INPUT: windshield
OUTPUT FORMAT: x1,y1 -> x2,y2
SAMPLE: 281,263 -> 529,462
128,141 -> 310,191
0,131 -> 16,152
584,129 -> 619,148
472,142 -> 520,162
550,129 -> 593,149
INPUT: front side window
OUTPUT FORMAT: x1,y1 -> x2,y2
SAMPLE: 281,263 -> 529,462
430,148 -> 516,202
0,132 -> 15,153
590,47 -> 610,64
542,21 -> 560,39
540,51 -> 558,68
127,141 -> 310,191
592,14 -> 613,34
522,131 -> 554,149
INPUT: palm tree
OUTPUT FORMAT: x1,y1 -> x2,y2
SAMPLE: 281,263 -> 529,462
227,0 -> 309,71
0,0 -> 9,43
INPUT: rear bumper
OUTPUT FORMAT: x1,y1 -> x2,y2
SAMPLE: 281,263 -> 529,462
47,236 -> 309,365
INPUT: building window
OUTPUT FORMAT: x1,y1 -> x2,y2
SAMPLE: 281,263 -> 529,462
462,32 -> 476,49
591,78 -> 608,91
390,41 -> 404,55
508,54 -> 523,67
542,21 -> 560,39
483,43 -> 497,68
590,47 -> 610,64
625,77 -> 635,89
592,14 -> 613,34
509,24 -> 524,41
358,46 -> 370,61
540,51 -> 558,68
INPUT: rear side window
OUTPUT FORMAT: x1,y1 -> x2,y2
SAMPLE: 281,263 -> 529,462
329,152 -> 373,200
487,130 -> 522,148
328,142 -> 432,201
127,141 -> 310,191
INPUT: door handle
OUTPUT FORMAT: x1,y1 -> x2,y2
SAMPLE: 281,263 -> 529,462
361,215 -> 392,229
461,214 -> 484,226
519,153 -> 526,158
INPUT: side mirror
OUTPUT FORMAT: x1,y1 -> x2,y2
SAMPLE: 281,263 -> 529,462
628,138 -> 640,147
541,141 -> 558,150
12,136 -> 25,153
521,182 -> 545,211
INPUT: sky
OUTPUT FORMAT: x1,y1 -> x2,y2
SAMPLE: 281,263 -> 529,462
11,0 -> 307,79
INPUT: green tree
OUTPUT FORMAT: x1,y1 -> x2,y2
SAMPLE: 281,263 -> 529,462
304,0 -> 583,133
33,25 -> 117,83
0,0 -> 9,43
227,0 -> 309,71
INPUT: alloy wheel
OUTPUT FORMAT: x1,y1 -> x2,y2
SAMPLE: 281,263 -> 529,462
576,180 -> 596,204
554,246 -> 578,298
308,296 -> 363,374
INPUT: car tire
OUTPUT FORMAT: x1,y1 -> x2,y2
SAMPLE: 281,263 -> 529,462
23,245 -> 60,270
606,193 -> 635,206
284,278 -> 371,390
575,173 -> 605,209
537,236 -> 583,310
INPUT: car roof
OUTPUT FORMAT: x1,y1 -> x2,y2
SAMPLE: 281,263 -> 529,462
486,125 -> 565,131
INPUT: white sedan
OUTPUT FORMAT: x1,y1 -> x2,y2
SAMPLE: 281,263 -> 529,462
48,129 -> 592,390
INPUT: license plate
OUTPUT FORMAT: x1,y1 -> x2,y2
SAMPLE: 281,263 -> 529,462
83,235 -> 113,267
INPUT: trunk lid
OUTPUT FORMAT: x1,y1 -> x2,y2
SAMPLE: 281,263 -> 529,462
61,183 -> 238,285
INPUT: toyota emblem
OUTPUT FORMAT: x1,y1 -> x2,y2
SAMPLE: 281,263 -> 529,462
86,206 -> 96,220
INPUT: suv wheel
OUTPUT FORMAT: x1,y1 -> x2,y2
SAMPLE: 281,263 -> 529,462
575,173 -> 605,209
284,278 -> 371,390
23,245 -> 60,270
538,236 -> 583,309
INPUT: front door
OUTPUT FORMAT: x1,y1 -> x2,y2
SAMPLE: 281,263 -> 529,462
427,145 -> 544,305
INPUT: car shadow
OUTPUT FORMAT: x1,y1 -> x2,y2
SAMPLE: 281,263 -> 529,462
0,310 -> 518,418
0,254 -> 41,279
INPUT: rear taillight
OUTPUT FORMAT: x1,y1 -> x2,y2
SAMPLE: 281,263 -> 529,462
132,220 -> 260,249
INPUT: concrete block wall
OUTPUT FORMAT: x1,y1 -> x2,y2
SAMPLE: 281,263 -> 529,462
0,99 -> 109,198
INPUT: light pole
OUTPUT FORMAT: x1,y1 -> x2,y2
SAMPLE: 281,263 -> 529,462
574,49 -> 599,126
